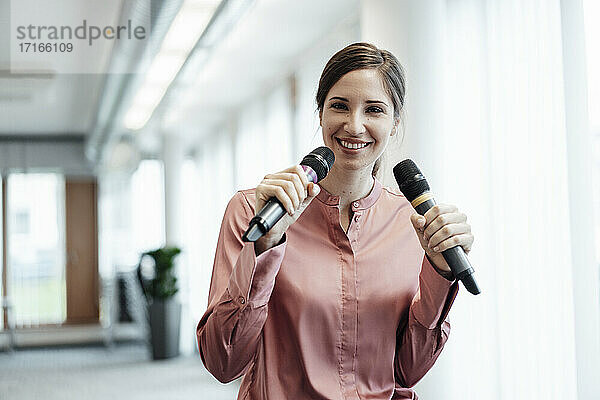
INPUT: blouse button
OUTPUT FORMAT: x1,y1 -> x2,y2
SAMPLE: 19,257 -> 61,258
238,296 -> 246,304
354,214 -> 360,222
352,201 -> 359,209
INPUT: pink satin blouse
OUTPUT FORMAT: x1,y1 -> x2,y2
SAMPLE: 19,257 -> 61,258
196,178 -> 459,399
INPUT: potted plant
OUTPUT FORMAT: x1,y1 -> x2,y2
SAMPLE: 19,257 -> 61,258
140,246 -> 182,360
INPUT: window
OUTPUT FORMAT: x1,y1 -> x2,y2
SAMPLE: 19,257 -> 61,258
131,159 -> 165,256
7,173 -> 66,327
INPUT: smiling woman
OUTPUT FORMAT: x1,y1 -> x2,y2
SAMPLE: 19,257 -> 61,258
196,42 -> 474,400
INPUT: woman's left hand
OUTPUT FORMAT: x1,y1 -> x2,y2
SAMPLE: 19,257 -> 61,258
409,204 -> 474,274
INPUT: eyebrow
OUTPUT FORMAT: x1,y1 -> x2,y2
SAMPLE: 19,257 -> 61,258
329,96 -> 389,106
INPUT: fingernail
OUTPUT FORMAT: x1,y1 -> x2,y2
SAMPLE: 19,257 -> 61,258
433,246 -> 440,252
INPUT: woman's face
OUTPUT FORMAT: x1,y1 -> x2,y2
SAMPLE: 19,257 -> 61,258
320,68 -> 397,175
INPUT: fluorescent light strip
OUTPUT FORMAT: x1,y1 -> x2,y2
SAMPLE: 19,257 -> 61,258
124,0 -> 221,131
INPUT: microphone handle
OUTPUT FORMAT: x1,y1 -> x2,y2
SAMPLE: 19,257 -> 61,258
415,197 -> 481,295
248,199 -> 287,236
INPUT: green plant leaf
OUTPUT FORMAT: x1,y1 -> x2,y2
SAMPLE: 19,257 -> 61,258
141,246 -> 182,300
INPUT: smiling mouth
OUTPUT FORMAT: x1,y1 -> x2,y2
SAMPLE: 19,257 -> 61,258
336,138 -> 372,150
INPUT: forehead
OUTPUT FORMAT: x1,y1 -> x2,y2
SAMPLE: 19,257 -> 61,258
326,69 -> 390,102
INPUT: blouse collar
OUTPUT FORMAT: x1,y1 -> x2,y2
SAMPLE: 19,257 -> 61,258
316,177 -> 383,210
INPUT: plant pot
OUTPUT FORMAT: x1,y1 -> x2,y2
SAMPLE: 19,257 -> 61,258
149,298 -> 181,360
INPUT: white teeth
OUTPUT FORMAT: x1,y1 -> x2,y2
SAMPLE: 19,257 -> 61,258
339,139 -> 369,149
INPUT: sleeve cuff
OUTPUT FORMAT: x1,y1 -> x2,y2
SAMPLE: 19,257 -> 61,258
425,254 -> 455,281
411,255 -> 460,329
228,234 -> 287,309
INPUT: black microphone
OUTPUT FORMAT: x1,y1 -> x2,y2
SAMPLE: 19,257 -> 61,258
242,146 -> 335,242
393,159 -> 481,295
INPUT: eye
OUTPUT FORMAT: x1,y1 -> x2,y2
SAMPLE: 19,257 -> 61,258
366,106 -> 384,114
330,102 -> 348,110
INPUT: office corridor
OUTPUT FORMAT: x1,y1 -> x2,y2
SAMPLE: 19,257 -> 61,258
1,0 -> 599,398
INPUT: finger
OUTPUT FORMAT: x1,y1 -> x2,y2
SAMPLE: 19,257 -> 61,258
289,170 -> 308,200
264,179 -> 300,212
266,172 -> 306,203
423,212 -> 467,241
462,233 -> 474,253
427,222 -> 471,250
430,233 -> 472,253
423,204 -> 459,228
266,166 -> 308,188
291,165 -> 310,190
274,166 -> 309,191
256,183 -> 295,215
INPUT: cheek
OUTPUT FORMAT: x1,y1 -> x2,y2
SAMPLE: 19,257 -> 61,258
371,121 -> 394,142
322,116 -> 343,135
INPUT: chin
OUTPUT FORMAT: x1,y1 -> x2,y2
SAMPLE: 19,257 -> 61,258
335,160 -> 376,173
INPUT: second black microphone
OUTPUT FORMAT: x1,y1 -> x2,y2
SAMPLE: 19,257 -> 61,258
393,159 -> 481,295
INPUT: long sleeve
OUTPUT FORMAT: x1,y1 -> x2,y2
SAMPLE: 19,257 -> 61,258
394,255 -> 459,388
196,191 -> 286,383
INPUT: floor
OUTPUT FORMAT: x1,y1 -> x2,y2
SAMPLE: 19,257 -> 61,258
0,343 -> 241,400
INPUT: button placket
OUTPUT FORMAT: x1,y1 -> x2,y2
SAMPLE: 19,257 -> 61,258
348,211 -> 360,247
351,202 -> 361,237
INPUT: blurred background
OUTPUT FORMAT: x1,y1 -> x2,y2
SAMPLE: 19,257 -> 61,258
0,0 -> 599,399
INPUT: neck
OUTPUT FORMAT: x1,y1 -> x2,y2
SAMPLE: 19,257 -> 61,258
319,165 -> 375,209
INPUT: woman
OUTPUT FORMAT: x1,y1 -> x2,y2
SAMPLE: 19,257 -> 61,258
197,42 -> 474,400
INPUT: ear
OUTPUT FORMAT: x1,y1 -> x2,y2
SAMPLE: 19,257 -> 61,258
319,110 -> 323,127
390,118 -> 400,136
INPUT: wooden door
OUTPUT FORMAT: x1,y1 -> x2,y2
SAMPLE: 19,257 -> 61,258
65,179 -> 99,324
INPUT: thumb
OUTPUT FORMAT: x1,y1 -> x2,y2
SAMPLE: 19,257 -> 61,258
307,182 -> 320,199
299,183 -> 319,208
411,213 -> 425,232
294,183 -> 320,218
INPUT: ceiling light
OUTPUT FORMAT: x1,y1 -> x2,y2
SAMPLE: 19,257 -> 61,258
124,0 -> 221,131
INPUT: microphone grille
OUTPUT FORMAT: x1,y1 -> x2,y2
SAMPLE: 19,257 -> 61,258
301,146 -> 335,182
393,159 -> 430,202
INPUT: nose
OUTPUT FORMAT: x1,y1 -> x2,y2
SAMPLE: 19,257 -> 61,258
343,110 -> 366,135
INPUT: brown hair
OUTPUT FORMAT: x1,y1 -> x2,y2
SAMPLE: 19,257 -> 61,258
316,42 -> 406,178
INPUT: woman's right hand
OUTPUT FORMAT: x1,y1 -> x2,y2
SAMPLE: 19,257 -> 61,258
253,165 -> 320,255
